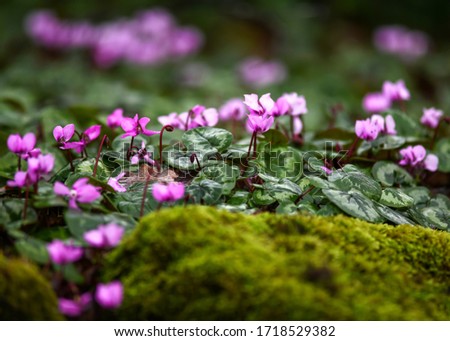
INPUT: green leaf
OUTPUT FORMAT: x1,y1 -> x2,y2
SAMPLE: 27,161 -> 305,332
429,194 -> 450,211
15,237 -> 49,264
227,191 -> 250,205
374,203 -> 415,226
258,129 -> 289,147
402,187 -> 430,206
182,127 -> 233,153
60,263 -> 84,284
263,178 -> 302,203
378,188 -> 414,208
256,145 -> 303,181
65,210 -> 136,240
371,161 -> 413,187
187,179 -> 223,204
276,202 -> 298,214
317,203 -> 343,216
0,199 -> 38,230
306,175 -> 332,189
420,207 -> 450,231
252,189 -> 277,205
322,189 -> 384,223
388,110 -> 423,137
329,166 -> 382,200
198,163 -> 240,195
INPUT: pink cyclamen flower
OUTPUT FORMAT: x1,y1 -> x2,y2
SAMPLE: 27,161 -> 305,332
238,57 -> 287,88
54,178 -> 101,209
247,114 -> 274,133
362,92 -> 391,113
95,281 -> 124,309
121,114 -> 159,138
158,112 -> 183,129
243,93 -> 275,116
399,145 -> 438,171
107,108 -> 124,129
47,240 -> 83,265
58,293 -> 92,317
279,92 -> 308,116
382,80 -> 410,101
53,124 -> 75,147
321,166 -> 333,175
7,171 -> 37,188
219,98 -> 247,121
27,153 -> 55,180
421,108 -> 443,129
64,125 -> 101,153
355,118 -> 380,141
107,172 -> 127,192
152,182 -> 185,203
7,132 -> 39,159
83,223 -> 124,248
178,105 -> 219,130
370,114 -> 397,135
130,141 -> 155,165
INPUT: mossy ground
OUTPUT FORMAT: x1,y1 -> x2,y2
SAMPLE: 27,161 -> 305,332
0,253 -> 62,320
105,206 -> 450,320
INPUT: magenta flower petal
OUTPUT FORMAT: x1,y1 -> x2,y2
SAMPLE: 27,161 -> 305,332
95,281 -> 124,309
411,145 -> 426,165
420,108 -> 443,129
243,94 -> 260,114
53,126 -> 63,142
47,240 -> 83,265
362,92 -> 391,113
83,229 -> 104,247
219,98 -> 246,121
58,298 -> 83,317
167,182 -> 185,201
107,108 -> 124,129
121,117 -> 138,137
63,124 -> 75,141
382,80 -> 410,101
7,134 -> 21,153
22,133 -> 37,152
107,173 -> 127,192
424,154 -> 439,172
202,108 -> 219,127
84,125 -> 101,141
76,184 -> 101,203
54,182 -> 70,196
385,115 -> 397,135
84,223 -> 124,248
152,183 -> 170,202
293,116 -> 303,135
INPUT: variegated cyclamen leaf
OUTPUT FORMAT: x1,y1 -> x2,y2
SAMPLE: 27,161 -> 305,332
187,179 -> 223,205
428,194 -> 450,211
402,187 -> 431,206
252,189 -> 277,206
374,203 -> 416,226
182,127 -> 233,153
379,188 -> 414,208
420,207 -> 450,231
328,168 -> 382,201
322,189 -> 384,223
371,161 -> 413,187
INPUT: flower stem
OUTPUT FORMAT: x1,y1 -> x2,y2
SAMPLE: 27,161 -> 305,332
126,136 -> 135,161
17,156 -> 21,171
247,131 -> 257,158
345,137 -> 360,162
430,119 -> 442,150
190,153 -> 201,170
295,186 -> 315,205
93,134 -> 108,177
67,150 -> 74,172
159,125 -> 174,167
23,187 -> 29,221
140,174 -> 150,218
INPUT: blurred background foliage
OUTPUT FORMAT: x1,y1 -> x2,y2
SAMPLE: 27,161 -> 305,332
0,0 -> 449,154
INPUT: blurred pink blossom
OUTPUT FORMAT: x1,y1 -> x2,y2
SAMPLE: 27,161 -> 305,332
362,92 -> 391,113
152,182 -> 185,202
399,145 -> 438,171
239,58 -> 287,88
54,178 -> 101,209
95,281 -> 124,309
420,108 -> 443,129
84,223 -> 125,248
47,240 -> 83,265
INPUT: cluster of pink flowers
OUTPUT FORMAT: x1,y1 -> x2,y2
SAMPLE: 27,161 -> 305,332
152,182 -> 185,203
363,80 -> 410,113
47,223 -> 125,316
25,8 -> 203,68
53,124 -> 101,154
7,132 -> 55,189
421,107 -> 443,129
355,114 -> 396,141
373,25 -> 429,60
158,105 -> 219,131
399,145 -> 438,172
243,92 -> 307,135
238,57 -> 287,88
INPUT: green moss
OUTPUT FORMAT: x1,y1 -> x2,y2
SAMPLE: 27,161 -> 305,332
0,253 -> 62,320
105,206 -> 450,320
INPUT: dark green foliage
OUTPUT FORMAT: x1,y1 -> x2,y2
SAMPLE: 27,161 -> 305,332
0,253 -> 62,320
105,206 -> 450,320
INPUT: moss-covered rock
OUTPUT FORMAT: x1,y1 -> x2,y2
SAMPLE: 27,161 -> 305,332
0,253 -> 62,320
105,206 -> 450,320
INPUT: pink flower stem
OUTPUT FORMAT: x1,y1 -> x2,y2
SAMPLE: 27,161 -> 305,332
66,150 -> 74,172
253,133 -> 258,158
185,110 -> 194,130
140,174 -> 150,218
247,131 -> 257,159
295,186 -> 315,204
159,125 -> 174,167
290,116 -> 294,140
430,119 -> 442,150
345,137 -> 360,163
34,183 -> 39,195
126,136 -> 135,161
22,187 -> 29,221
93,134 -> 108,177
